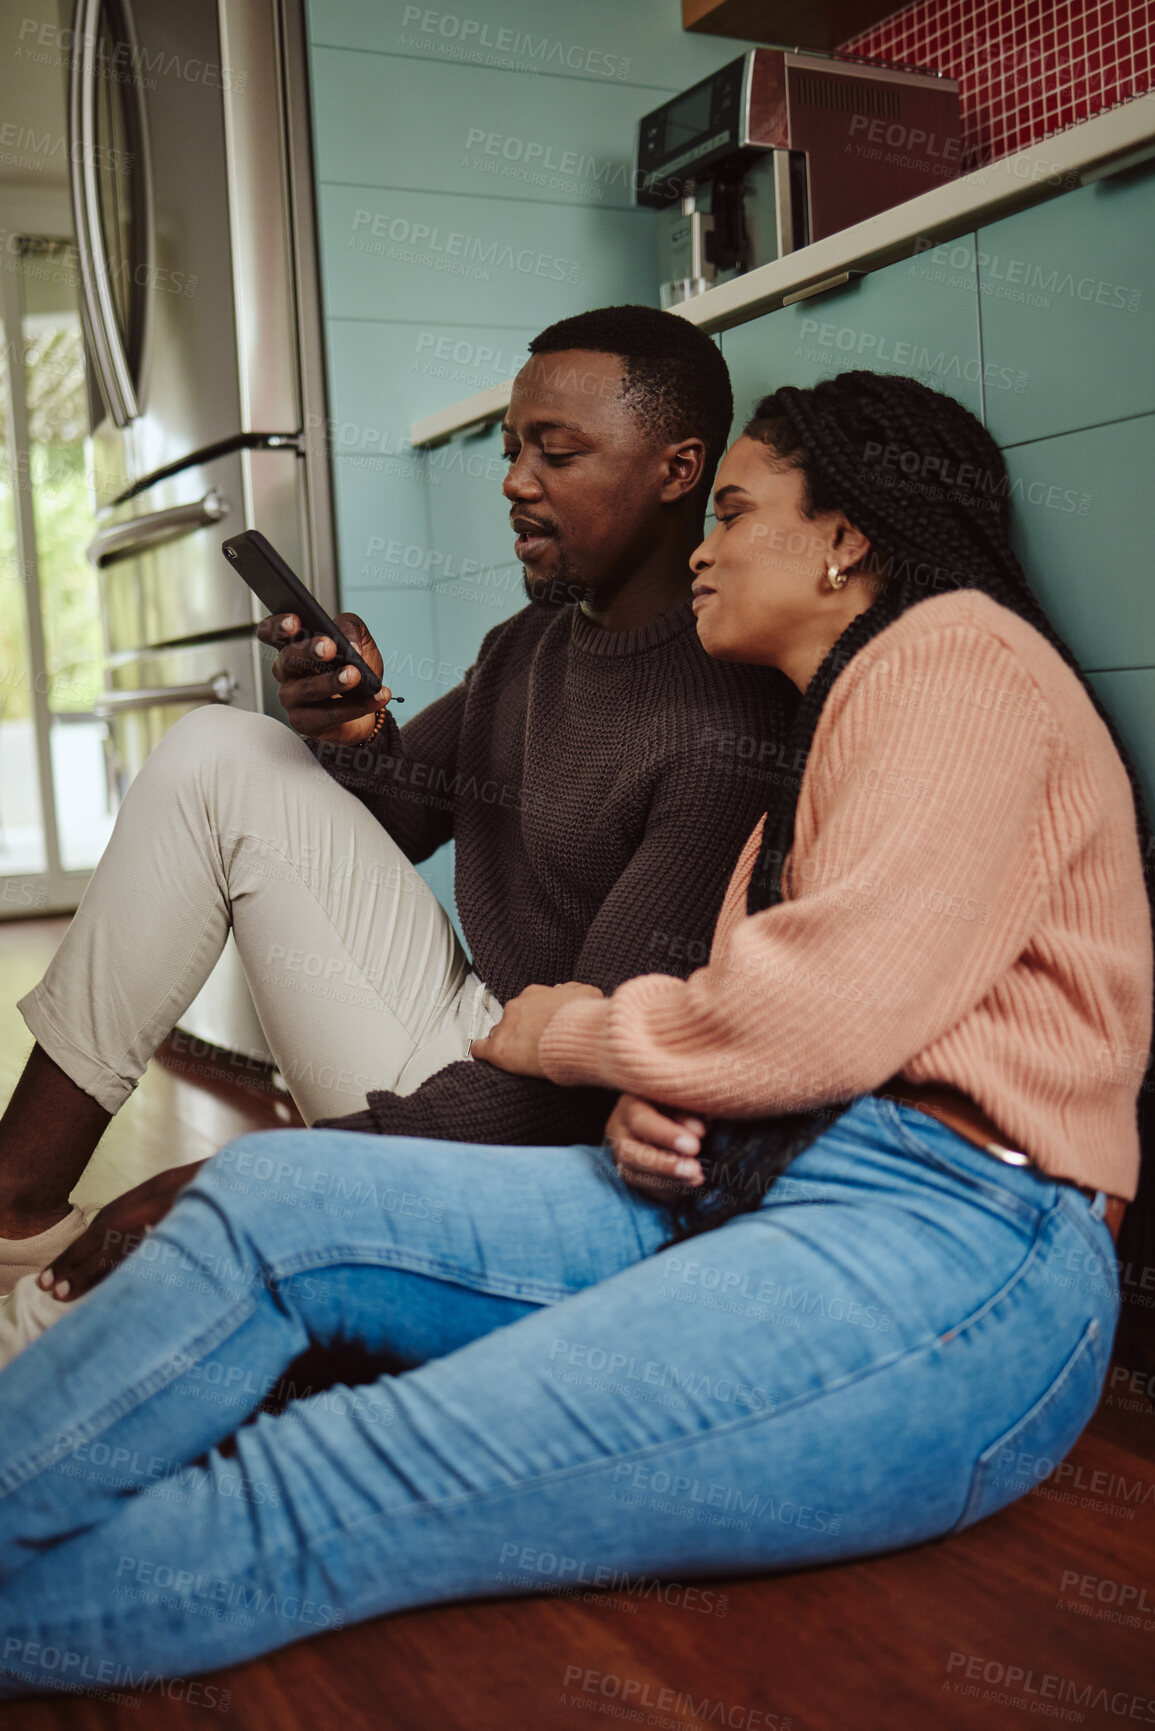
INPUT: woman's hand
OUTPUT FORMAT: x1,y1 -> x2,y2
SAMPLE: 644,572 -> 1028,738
37,1162 -> 208,1301
470,982 -> 604,1077
606,1094 -> 707,1199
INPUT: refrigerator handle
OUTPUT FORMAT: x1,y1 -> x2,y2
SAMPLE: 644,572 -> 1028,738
68,0 -> 154,428
68,0 -> 111,416
93,673 -> 239,717
85,489 -> 231,567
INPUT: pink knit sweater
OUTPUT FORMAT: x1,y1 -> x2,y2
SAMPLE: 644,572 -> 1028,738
540,592 -> 1152,1199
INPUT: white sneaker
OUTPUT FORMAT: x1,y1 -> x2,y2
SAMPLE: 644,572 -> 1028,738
0,1204 -> 99,1297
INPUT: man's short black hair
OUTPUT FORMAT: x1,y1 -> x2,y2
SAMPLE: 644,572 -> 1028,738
528,304 -> 733,497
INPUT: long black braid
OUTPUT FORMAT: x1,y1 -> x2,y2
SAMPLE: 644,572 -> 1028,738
668,371 -> 1155,1327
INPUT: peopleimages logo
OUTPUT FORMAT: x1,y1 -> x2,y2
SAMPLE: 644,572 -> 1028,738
0,122 -> 131,174
560,1665 -> 790,1728
945,1650 -> 1155,1720
399,7 -> 632,77
462,129 -> 638,199
350,209 -> 581,284
0,1637 -> 232,1711
15,17 -> 247,91
913,238 -> 1141,311
113,1555 -> 343,1631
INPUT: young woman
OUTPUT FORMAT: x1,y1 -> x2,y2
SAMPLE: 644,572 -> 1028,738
0,371 -> 1148,1701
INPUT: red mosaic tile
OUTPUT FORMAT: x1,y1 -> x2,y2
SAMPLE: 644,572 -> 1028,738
840,0 -> 1154,167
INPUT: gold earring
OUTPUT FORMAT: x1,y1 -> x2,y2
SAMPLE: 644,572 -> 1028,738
827,562 -> 848,590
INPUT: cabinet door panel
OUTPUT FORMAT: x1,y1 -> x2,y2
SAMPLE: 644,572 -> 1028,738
424,420 -> 516,580
313,49 -> 651,210
318,184 -> 654,326
1005,415 -> 1155,674
311,0 -> 756,89
340,584 -> 443,715
720,237 -> 983,438
978,168 -> 1155,447
324,321 -> 532,600
1088,667 -> 1155,823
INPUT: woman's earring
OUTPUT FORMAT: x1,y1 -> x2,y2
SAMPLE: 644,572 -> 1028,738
827,562 -> 848,590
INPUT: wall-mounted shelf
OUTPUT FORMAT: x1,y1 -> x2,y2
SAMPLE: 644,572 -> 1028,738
409,93 -> 1155,449
682,0 -> 896,54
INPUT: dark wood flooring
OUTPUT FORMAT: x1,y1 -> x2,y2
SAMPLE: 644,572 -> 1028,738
2,916 -> 1154,1731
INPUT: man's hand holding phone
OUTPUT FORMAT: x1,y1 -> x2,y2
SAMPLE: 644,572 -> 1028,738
256,610 -> 394,745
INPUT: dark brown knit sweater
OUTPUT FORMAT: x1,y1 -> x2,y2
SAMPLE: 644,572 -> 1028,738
307,595 -> 794,1146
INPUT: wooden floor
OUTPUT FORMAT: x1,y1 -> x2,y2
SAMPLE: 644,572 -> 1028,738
2,916 -> 1154,1731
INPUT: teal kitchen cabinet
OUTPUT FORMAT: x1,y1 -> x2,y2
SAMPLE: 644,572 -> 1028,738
312,50 -> 651,211
978,164 -> 1155,448
719,236 -> 984,438
318,183 -> 655,328
336,584 -> 442,712
1004,414 -> 1155,673
1088,667 -> 1155,822
421,419 -> 516,593
322,321 -> 534,655
311,0 -> 757,90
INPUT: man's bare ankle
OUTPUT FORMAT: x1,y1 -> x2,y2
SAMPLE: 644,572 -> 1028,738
0,1201 -> 74,1241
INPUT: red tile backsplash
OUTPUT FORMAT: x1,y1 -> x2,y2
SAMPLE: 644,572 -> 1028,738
839,0 -> 1154,169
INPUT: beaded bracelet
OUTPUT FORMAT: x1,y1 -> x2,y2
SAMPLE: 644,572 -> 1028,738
363,705 -> 390,744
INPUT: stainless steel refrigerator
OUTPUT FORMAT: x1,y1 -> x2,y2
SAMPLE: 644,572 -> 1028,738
68,0 -> 334,1060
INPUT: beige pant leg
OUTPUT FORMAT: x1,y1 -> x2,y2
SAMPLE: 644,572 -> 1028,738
18,705 -> 502,1125
0,1274 -> 77,1369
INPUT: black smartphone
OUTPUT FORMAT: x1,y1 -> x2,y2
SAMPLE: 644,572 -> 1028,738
222,529 -> 384,698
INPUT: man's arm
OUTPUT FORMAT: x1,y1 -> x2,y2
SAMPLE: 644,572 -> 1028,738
317,1064 -> 618,1149
304,684 -> 467,865
257,606 -> 478,864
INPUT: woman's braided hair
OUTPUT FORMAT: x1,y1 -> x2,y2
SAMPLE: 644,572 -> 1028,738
669,370 -> 1155,1294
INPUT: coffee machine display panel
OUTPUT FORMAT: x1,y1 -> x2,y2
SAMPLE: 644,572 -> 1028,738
635,50 -> 961,308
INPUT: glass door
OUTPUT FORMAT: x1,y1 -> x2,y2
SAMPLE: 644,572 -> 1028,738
0,317 -> 48,893
0,239 -> 115,917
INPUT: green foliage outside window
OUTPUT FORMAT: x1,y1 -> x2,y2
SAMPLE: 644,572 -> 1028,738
0,324 -> 102,719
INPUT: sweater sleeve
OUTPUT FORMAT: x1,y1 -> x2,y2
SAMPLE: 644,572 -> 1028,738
319,1062 -> 618,1148
304,675 -> 467,864
540,624 -> 1060,1115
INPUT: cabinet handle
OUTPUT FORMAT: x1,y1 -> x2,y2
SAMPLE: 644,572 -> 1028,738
68,0 -> 155,428
781,270 -> 863,307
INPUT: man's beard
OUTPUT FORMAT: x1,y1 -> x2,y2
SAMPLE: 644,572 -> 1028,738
521,544 -> 590,609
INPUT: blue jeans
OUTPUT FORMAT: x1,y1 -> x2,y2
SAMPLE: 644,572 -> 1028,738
0,1096 -> 1118,1701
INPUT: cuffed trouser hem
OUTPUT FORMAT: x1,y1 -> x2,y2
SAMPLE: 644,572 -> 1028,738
16,986 -> 137,1116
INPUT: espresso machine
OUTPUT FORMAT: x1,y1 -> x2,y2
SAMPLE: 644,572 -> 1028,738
635,49 -> 962,307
